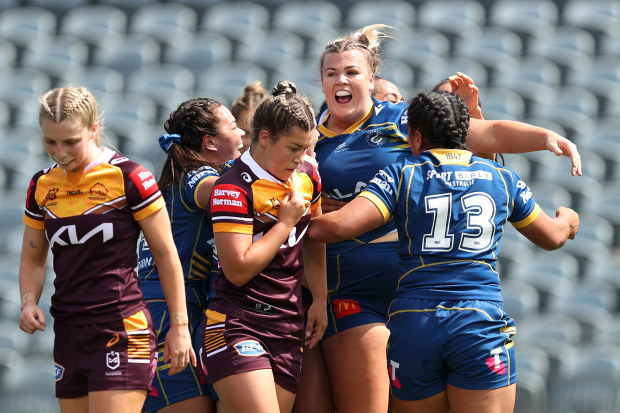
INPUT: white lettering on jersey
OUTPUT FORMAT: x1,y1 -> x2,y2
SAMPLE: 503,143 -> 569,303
213,188 -> 241,198
212,197 -> 243,207
332,181 -> 368,200
49,223 -> 114,248
369,170 -> 394,195
280,224 -> 309,248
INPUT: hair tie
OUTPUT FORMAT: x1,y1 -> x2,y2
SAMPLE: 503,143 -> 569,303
158,133 -> 182,153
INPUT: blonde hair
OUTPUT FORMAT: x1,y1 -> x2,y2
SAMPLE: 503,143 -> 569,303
39,86 -> 101,145
320,24 -> 394,76
231,81 -> 268,119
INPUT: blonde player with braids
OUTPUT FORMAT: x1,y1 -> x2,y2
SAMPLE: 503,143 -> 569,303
301,24 -> 582,413
231,81 -> 269,154
18,86 -> 194,413
200,81 -> 327,413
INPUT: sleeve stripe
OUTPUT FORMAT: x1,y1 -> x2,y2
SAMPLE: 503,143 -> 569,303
212,216 -> 254,223
358,191 -> 391,222
213,222 -> 253,234
512,203 -> 541,229
131,191 -> 162,211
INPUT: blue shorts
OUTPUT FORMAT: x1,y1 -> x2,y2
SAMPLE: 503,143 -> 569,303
323,241 -> 399,339
143,301 -> 215,413
386,298 -> 517,401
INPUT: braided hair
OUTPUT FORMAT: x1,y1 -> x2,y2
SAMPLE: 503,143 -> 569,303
320,24 -> 393,77
158,98 -> 223,193
250,80 -> 316,145
39,86 -> 102,145
407,90 -> 470,151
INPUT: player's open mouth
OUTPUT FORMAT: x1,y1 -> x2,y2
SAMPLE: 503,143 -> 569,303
335,90 -> 352,104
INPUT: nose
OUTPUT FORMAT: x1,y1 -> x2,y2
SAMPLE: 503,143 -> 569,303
336,73 -> 348,84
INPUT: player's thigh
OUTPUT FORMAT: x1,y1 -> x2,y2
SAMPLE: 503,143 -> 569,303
275,382 -> 296,413
88,389 -> 147,413
58,395 -> 88,413
156,395 -> 215,413
212,369 -> 280,413
292,343 -> 334,413
447,383 -> 516,413
322,323 -> 390,413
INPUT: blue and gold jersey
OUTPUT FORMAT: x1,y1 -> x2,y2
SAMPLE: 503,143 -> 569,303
209,150 -> 321,330
23,148 -> 164,324
315,97 -> 410,248
137,165 -> 220,307
360,149 -> 540,301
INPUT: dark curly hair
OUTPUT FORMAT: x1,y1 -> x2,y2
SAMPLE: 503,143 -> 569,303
250,80 -> 316,144
158,97 -> 223,193
407,90 -> 470,151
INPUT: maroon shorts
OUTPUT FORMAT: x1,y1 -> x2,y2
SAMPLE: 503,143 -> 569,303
200,309 -> 303,394
53,309 -> 157,398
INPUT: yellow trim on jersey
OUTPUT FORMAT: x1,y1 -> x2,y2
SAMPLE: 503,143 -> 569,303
358,191 -> 391,222
213,222 -> 253,234
123,310 -> 149,331
429,149 -> 473,165
23,214 -> 45,230
133,197 -> 166,221
318,104 -> 373,138
205,309 -> 226,324
511,203 -> 541,229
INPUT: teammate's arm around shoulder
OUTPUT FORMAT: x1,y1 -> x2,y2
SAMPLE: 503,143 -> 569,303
139,208 -> 196,375
515,206 -> 580,250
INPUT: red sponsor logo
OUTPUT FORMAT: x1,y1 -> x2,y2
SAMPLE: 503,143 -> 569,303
486,348 -> 507,375
211,184 -> 247,214
129,166 -> 158,199
333,299 -> 361,319
389,360 -> 402,389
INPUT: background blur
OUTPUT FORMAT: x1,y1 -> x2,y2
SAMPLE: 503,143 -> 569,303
0,0 -> 619,412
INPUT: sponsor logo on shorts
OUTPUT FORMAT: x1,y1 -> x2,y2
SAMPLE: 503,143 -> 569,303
233,340 -> 266,357
54,363 -> 64,381
332,299 -> 361,319
486,347 -> 506,375
107,333 -> 120,347
388,359 -> 401,389
106,350 -> 120,370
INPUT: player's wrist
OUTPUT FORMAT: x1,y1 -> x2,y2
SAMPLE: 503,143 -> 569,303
20,293 -> 37,312
171,312 -> 189,326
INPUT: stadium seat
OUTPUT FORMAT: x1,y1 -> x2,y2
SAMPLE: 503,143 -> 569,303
453,28 -> 522,81
581,180 -> 620,246
514,369 -> 549,413
416,56 -> 488,90
21,35 -> 89,80
600,29 -> 620,58
270,59 -> 324,111
59,5 -> 128,47
488,1 -> 558,46
130,3 -> 198,46
560,212 -> 614,275
0,101 -> 9,129
501,279 -> 540,321
197,61 -> 268,106
174,0 -> 228,13
565,55 -> 620,105
0,41 -> 17,71
476,88 -> 526,121
383,29 -> 451,71
97,0 -> 159,14
527,26 -> 596,74
376,63 -> 415,99
27,0 -> 90,16
201,1 -> 270,42
562,0 -> 620,37
164,32 -> 233,78
343,0 -> 416,31
500,57 -> 562,108
416,1 -> 485,38
272,1 -> 342,40
98,94 -> 158,153
526,86 -> 598,142
593,317 -> 620,346
0,7 -> 56,48
92,34 -> 161,80
552,344 -> 620,413
527,181 -> 573,214
64,65 -> 125,97
0,0 -> 18,10
236,30 -> 305,72
126,63 -> 195,109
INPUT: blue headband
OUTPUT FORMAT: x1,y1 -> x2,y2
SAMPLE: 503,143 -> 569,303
159,133 -> 182,153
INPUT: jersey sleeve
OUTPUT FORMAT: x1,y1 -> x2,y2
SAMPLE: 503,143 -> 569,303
183,166 -> 220,209
121,159 -> 165,221
23,170 -> 46,230
210,181 -> 253,234
357,163 -> 401,223
506,171 -> 540,228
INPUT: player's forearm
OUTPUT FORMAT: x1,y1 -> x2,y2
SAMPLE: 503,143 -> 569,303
156,253 -> 189,323
302,239 -> 327,303
467,119 -> 550,154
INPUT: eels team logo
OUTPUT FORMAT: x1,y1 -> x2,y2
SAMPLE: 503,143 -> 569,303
366,130 -> 387,146
234,340 -> 266,357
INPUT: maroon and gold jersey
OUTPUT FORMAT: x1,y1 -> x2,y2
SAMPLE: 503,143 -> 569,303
209,151 -> 322,331
23,148 -> 165,324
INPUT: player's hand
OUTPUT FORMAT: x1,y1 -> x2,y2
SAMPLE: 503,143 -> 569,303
557,207 -> 580,239
449,72 -> 483,119
320,192 -> 348,213
304,301 -> 327,349
19,302 -> 46,334
163,324 -> 196,375
279,188 -> 307,227
545,132 -> 582,176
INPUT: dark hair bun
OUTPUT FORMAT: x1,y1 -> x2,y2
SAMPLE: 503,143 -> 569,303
271,80 -> 297,96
